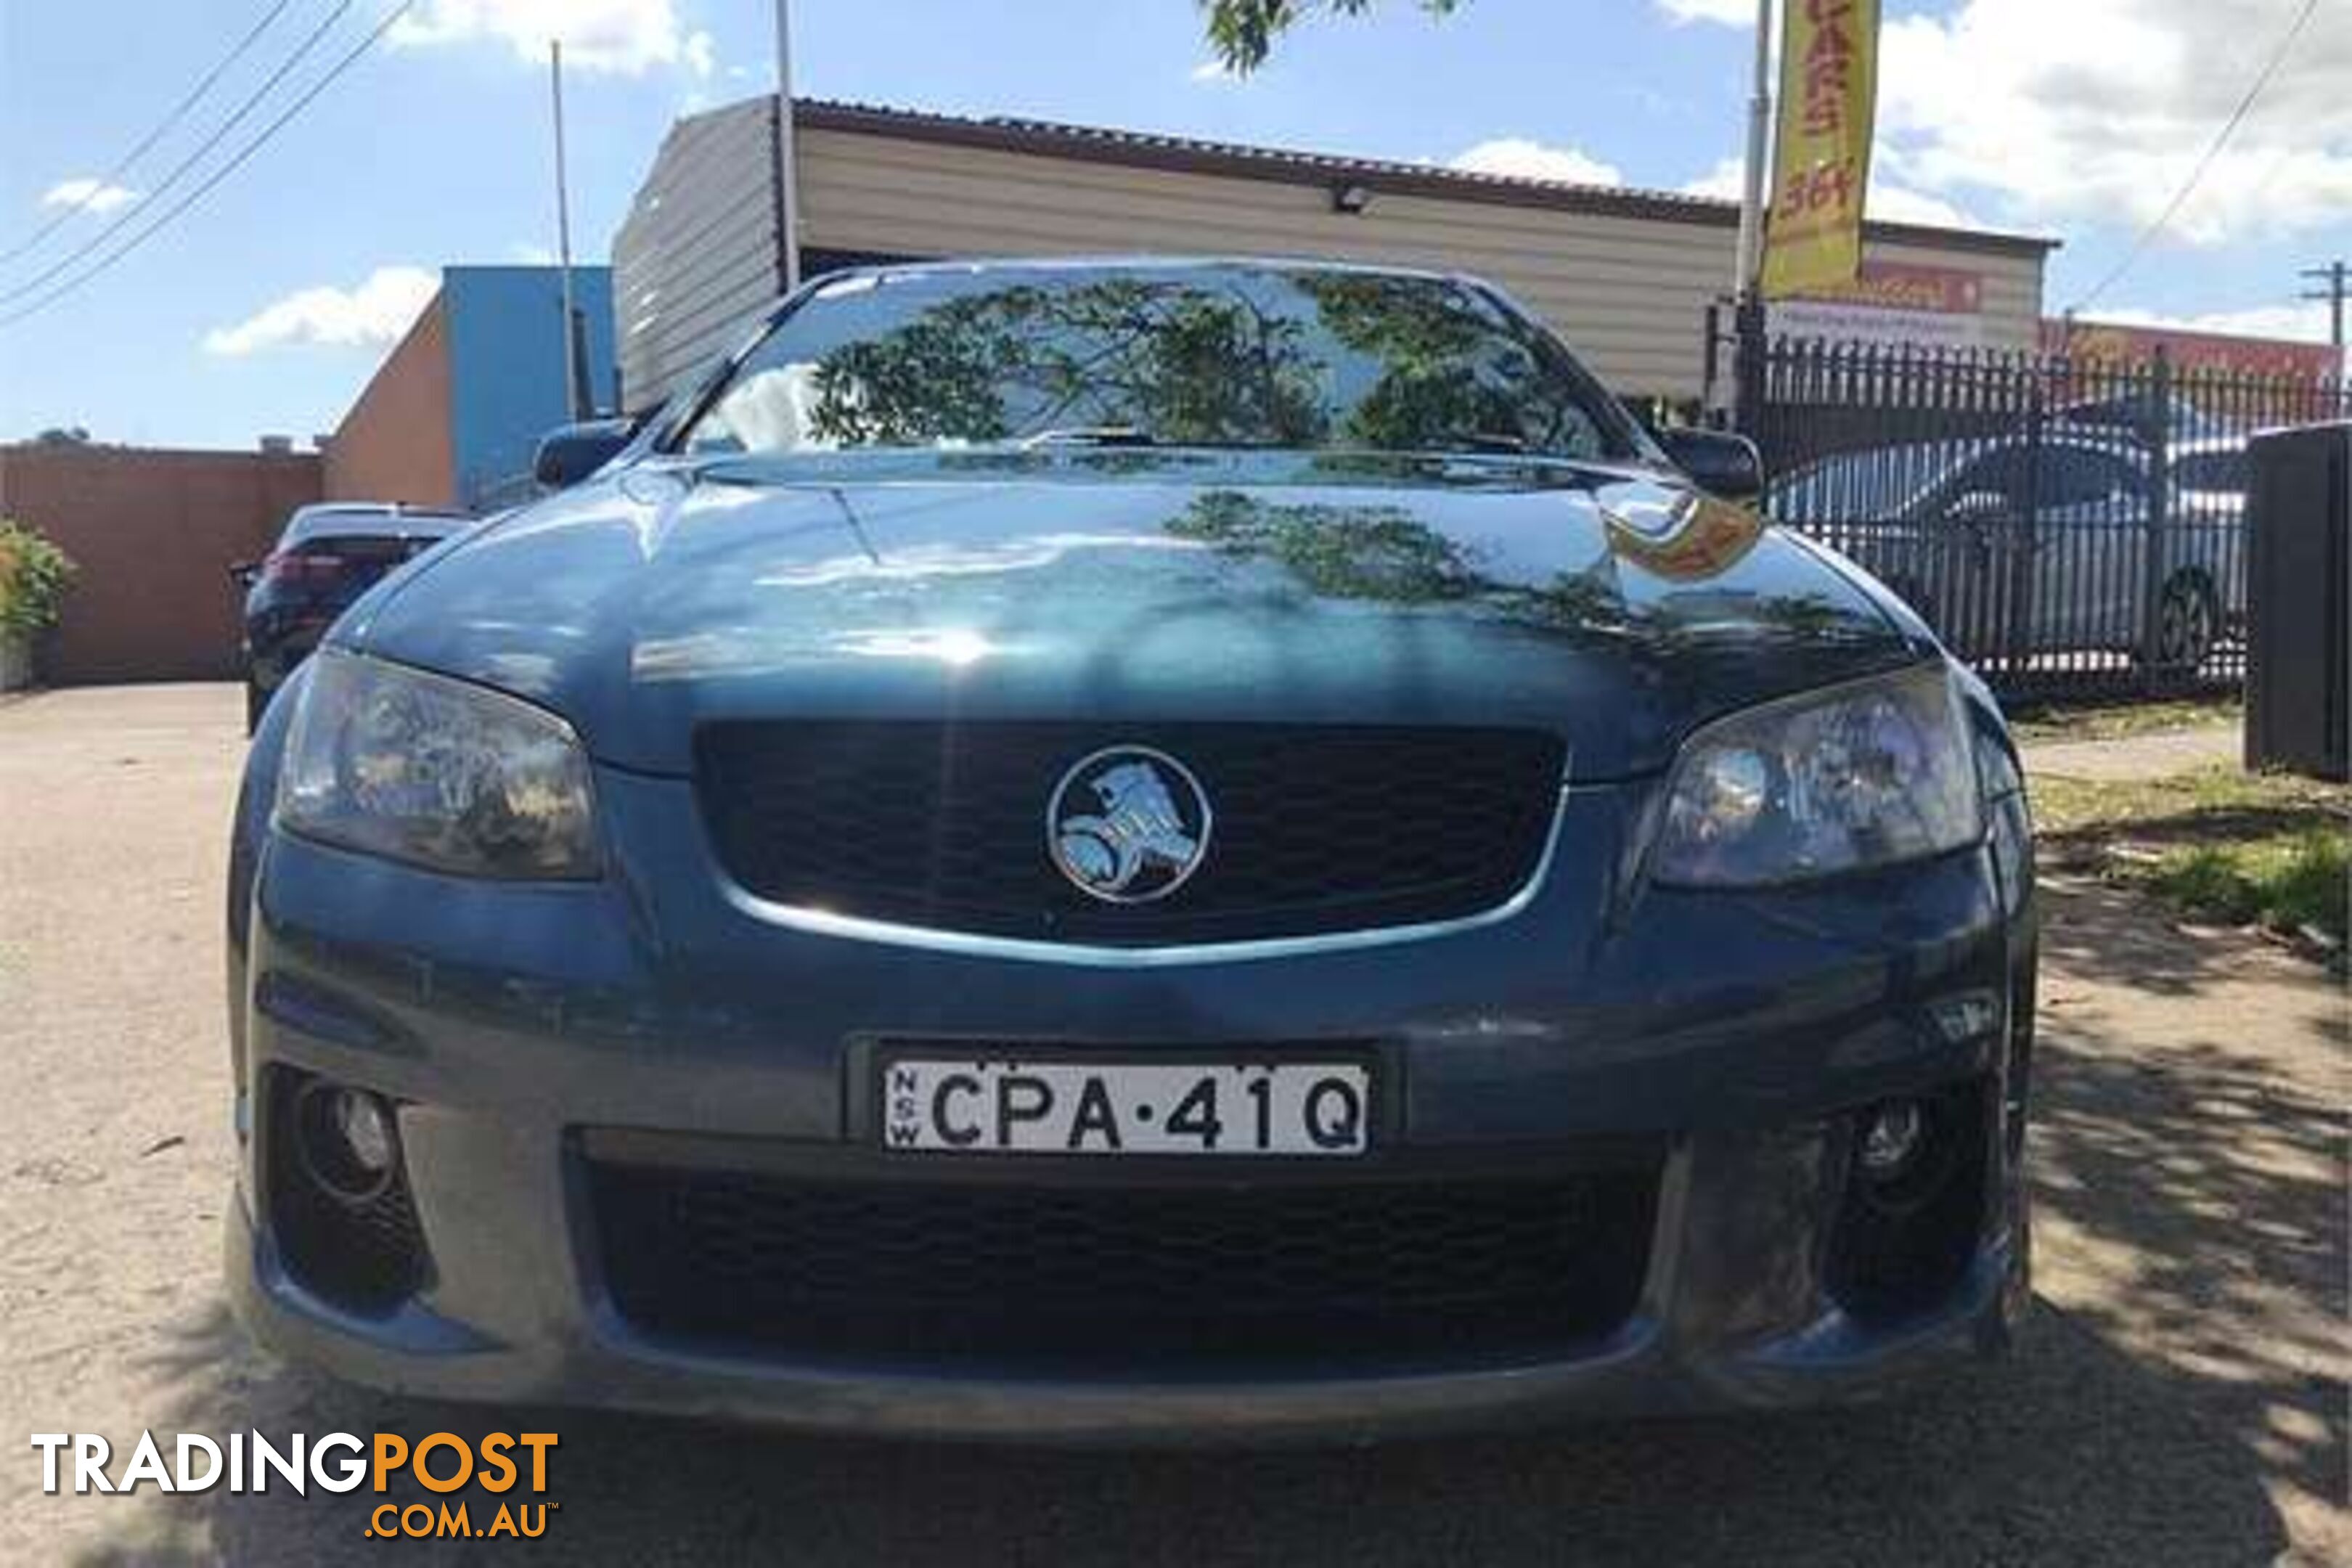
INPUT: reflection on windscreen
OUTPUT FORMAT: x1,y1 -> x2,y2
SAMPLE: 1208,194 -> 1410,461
681,264 -> 1621,460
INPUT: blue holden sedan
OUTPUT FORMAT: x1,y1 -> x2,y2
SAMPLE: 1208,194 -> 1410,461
225,258 -> 2038,1440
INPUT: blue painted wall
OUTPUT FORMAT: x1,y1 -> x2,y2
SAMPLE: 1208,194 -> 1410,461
440,266 -> 618,510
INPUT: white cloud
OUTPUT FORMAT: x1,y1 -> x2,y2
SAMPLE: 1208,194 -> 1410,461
41,177 -> 139,214
202,266 -> 438,356
1657,1 -> 2351,247
1189,59 -> 1241,83
1863,182 -> 1977,230
1880,0 -> 2352,244
2091,301 -> 2335,343
1656,0 -> 1755,23
1450,137 -> 1622,187
682,28 -> 714,79
1680,157 -> 1745,201
390,0 -> 696,74
1679,154 -> 1979,228
507,240 -> 557,264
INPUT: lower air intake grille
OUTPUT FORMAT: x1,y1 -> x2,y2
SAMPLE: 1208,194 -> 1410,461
585,1153 -> 1659,1373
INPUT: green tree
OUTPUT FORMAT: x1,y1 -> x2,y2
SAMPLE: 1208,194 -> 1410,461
1296,271 -> 1596,454
0,520 -> 77,639
1200,1 -> 1464,73
1167,489 -> 1485,603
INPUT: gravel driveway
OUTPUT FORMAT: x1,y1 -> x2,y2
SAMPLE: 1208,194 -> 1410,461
2,684 -> 2342,1565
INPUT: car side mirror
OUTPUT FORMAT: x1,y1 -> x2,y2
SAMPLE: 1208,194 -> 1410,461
1656,428 -> 1765,503
228,560 -> 258,589
532,417 -> 637,491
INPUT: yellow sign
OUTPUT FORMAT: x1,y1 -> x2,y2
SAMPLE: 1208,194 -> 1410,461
1760,0 -> 1880,300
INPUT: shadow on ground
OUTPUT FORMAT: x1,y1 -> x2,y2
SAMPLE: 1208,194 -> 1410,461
60,1295 -> 2292,1568
2029,879 -> 2347,1545
57,883 -> 2340,1567
2035,870 -> 2343,1007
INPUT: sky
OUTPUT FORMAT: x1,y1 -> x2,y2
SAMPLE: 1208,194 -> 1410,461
0,0 -> 2344,448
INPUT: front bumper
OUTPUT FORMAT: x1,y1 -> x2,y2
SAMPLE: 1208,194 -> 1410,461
228,767 -> 2035,1442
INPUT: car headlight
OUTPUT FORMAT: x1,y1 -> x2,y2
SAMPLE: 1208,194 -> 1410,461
1651,665 -> 1983,886
276,650 -> 600,879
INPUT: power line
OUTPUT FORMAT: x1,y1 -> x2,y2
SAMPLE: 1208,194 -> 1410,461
0,0 -> 362,304
0,3 -> 412,331
2070,0 -> 2320,314
0,0 -> 302,266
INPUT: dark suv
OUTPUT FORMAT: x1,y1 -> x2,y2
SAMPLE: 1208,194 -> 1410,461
234,502 -> 470,731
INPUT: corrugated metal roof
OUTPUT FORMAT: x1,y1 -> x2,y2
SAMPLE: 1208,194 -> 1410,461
775,97 -> 2059,259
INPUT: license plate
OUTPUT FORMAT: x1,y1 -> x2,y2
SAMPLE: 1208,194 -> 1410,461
878,1056 -> 1373,1157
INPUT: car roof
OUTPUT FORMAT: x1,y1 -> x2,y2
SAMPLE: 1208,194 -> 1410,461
823,256 -> 1448,280
1771,432 -> 2157,515
812,254 -> 1470,290
1780,431 -> 2141,482
282,502 -> 470,542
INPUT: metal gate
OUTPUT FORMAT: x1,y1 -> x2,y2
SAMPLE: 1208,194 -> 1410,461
1726,309 -> 2351,701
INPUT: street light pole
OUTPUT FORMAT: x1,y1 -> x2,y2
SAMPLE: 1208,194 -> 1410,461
774,0 -> 801,294
1734,0 -> 1774,303
550,38 -> 583,420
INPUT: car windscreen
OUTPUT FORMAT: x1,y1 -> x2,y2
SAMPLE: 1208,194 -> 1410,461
676,264 -> 1635,462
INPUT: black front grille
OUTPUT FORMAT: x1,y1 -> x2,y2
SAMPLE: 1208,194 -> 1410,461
695,722 -> 1564,944
585,1155 -> 1660,1373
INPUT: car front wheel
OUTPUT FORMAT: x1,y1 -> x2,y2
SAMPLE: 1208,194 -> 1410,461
2153,571 -> 2218,674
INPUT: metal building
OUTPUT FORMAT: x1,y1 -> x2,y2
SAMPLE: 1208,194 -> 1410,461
613,97 -> 2057,414
327,264 -> 618,510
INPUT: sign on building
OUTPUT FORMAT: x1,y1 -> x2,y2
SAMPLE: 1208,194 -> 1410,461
2042,319 -> 2345,386
1771,261 -> 1985,349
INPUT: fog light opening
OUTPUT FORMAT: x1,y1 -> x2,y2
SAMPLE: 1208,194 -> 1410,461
293,1080 -> 399,1204
1860,1101 -> 1925,1177
1853,1096 -> 1959,1213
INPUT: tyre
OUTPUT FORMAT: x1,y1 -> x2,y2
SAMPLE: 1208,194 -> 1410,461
2154,571 -> 2218,674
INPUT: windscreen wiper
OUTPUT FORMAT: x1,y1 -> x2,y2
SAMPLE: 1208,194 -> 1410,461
1447,431 -> 1533,453
1017,426 -> 1163,449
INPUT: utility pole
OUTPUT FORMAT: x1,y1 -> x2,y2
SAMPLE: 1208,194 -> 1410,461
774,0 -> 801,294
1734,0 -> 1774,302
1725,0 -> 1775,430
550,39 -> 584,420
2302,260 -> 2347,373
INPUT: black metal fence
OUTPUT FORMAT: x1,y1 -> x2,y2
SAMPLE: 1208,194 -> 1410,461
1728,316 -> 2351,702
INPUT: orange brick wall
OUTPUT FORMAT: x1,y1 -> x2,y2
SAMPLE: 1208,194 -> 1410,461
0,444 -> 322,684
323,294 -> 454,507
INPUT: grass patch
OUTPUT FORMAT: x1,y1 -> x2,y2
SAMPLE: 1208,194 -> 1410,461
2009,695 -> 2242,746
2030,764 -> 2349,950
2147,833 -> 2348,942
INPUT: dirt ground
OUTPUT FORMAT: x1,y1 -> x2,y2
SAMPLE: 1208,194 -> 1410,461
1,684 -> 2343,1566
